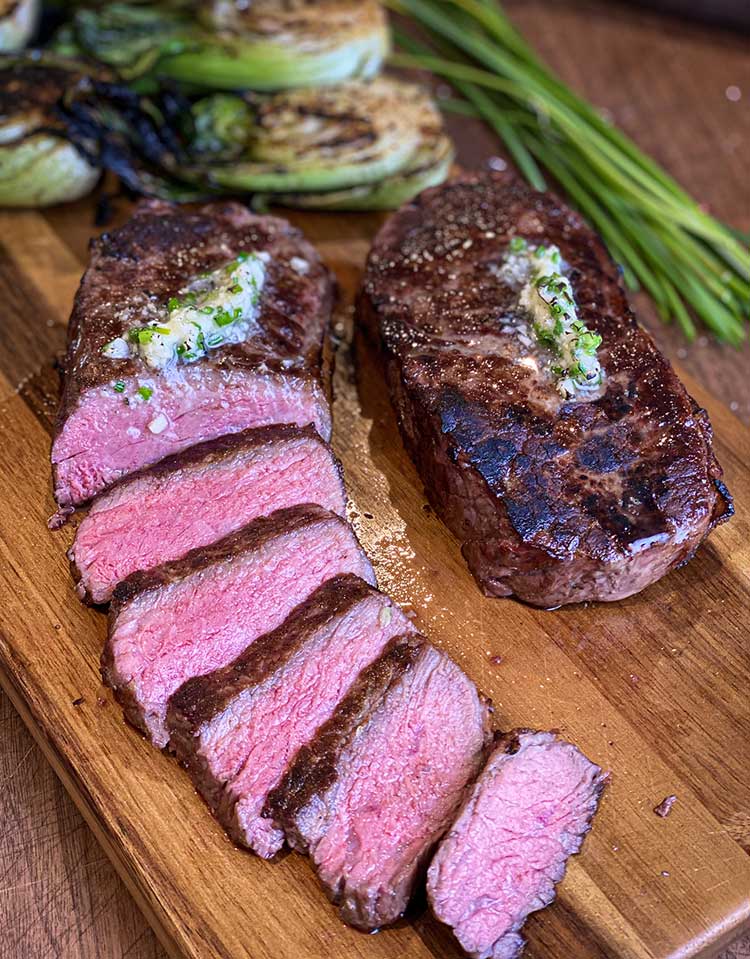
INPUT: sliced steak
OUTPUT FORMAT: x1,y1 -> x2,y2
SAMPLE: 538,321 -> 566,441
267,636 -> 492,931
427,729 -> 606,959
52,199 -> 334,507
70,424 -> 345,604
360,171 -> 732,607
102,505 -> 373,748
167,575 -> 416,859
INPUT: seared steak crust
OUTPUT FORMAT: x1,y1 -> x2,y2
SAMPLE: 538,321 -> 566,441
52,199 -> 334,505
360,171 -> 732,606
265,635 -> 424,835
107,503 -> 347,615
102,504 -> 373,741
168,574 -> 380,742
266,635 -> 493,930
167,574 -> 408,851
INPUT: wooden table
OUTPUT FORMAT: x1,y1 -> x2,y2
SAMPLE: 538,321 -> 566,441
1,2 -> 749,957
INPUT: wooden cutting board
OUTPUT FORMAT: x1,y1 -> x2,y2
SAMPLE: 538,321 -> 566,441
0,198 -> 748,959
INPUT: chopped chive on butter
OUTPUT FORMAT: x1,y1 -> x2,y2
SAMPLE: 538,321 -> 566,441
137,386 -> 153,401
122,252 -> 268,370
501,241 -> 604,398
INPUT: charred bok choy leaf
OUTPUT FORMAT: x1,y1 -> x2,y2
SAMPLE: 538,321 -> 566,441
0,0 -> 39,53
55,1 -> 389,90
0,55 -> 100,206
180,78 -> 452,205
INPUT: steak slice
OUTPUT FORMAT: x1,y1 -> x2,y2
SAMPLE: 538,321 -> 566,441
360,171 -> 733,607
102,505 -> 374,748
70,424 -> 345,604
167,575 -> 416,859
267,636 -> 492,931
52,199 -> 334,507
427,730 -> 606,959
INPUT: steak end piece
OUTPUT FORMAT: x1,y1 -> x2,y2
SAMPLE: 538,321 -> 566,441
427,729 -> 607,959
267,636 -> 493,931
360,171 -> 733,607
102,504 -> 374,749
167,574 -> 416,859
52,199 -> 334,507
70,424 -> 346,604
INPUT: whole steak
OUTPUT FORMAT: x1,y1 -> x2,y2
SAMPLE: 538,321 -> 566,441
360,171 -> 732,607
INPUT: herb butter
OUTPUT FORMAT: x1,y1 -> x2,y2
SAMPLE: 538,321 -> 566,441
102,252 -> 267,371
500,238 -> 603,398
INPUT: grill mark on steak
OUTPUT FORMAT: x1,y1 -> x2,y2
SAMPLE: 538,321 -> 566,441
427,729 -> 607,959
52,199 -> 335,506
360,171 -> 733,606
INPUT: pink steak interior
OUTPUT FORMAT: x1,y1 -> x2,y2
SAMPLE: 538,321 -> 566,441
73,435 -> 344,604
53,368 -> 331,506
108,518 -> 373,748
428,731 -> 604,959
204,595 -> 415,859
306,646 -> 487,928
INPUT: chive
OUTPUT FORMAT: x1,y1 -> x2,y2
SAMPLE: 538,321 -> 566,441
137,386 -> 153,401
113,381 -> 125,393
167,297 -> 181,312
389,0 -> 749,343
215,308 -> 234,327
230,284 -> 243,295
509,236 -> 526,252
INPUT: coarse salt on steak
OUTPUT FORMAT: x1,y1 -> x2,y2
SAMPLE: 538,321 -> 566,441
103,505 -> 373,748
427,729 -> 606,959
70,425 -> 345,604
267,635 -> 492,930
52,200 -> 334,507
167,575 -> 416,859
360,171 -> 732,607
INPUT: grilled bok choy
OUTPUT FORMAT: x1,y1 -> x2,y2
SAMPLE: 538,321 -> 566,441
0,57 -> 100,206
0,0 -> 39,53
57,1 -> 389,90
273,88 -> 454,210
185,78 -> 450,200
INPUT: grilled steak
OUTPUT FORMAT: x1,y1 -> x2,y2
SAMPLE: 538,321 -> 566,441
267,635 -> 492,931
360,171 -> 732,607
52,199 -> 334,507
103,505 -> 374,748
167,575 -> 416,859
70,424 -> 345,604
427,729 -> 606,959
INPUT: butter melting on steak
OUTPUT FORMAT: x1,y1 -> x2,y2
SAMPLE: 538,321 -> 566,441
360,171 -> 732,607
167,575 -> 416,859
52,200 -> 334,507
103,505 -> 374,748
427,730 -> 606,959
267,635 -> 492,931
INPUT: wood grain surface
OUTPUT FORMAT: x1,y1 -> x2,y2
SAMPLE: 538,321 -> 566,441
1,2 -> 749,958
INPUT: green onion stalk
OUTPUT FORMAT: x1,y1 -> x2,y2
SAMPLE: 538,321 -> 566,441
387,0 -> 749,344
